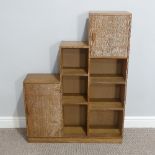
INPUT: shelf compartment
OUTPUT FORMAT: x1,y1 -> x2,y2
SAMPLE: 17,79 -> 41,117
88,110 -> 123,137
63,94 -> 87,105
63,105 -> 87,137
62,67 -> 88,76
90,59 -> 127,78
63,126 -> 86,137
61,48 -> 88,69
89,84 -> 125,101
62,76 -> 87,94
89,128 -> 121,137
89,99 -> 123,110
90,74 -> 125,85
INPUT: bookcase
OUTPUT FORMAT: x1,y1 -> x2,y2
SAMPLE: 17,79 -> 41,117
24,11 -> 132,143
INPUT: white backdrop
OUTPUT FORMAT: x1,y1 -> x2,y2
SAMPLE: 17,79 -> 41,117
0,0 -> 155,117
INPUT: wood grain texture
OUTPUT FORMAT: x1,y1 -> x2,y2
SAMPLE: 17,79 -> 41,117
89,13 -> 131,58
60,41 -> 89,49
28,137 -> 122,143
24,74 -> 63,138
24,11 -> 131,143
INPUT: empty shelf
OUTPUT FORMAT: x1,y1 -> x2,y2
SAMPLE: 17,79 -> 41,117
63,95 -> 87,105
89,98 -> 123,110
63,126 -> 86,137
90,75 -> 125,84
62,68 -> 88,76
89,128 -> 121,137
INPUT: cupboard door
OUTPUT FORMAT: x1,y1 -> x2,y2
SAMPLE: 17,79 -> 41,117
89,15 -> 131,58
25,84 -> 63,137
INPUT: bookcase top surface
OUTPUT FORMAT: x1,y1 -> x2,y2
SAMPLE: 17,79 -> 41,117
24,74 -> 60,84
89,11 -> 132,16
60,41 -> 89,49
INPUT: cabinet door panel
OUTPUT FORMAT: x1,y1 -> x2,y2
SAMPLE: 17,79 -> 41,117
25,84 -> 63,137
89,15 -> 131,58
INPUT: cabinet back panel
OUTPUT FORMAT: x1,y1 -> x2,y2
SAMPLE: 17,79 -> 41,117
90,85 -> 122,99
90,59 -> 126,75
62,49 -> 88,68
63,77 -> 87,94
63,105 -> 87,126
89,111 -> 121,128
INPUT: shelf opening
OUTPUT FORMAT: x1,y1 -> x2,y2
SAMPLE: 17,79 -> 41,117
89,110 -> 123,137
62,76 -> 87,95
63,105 -> 87,137
90,59 -> 127,79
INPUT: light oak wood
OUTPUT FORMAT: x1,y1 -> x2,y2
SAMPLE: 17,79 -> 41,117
24,11 -> 131,143
60,41 -> 89,48
28,137 -> 122,143
63,95 -> 87,105
90,75 -> 125,85
89,101 -> 123,111
63,126 -> 86,137
62,68 -> 88,76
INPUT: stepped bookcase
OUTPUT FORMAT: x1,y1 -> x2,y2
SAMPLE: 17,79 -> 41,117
24,11 -> 132,143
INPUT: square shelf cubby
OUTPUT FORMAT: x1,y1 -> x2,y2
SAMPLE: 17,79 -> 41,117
62,76 -> 87,95
61,48 -> 88,76
88,110 -> 123,137
63,105 -> 87,137
89,58 -> 127,85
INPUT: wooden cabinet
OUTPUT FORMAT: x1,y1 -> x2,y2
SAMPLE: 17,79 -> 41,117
24,11 -> 131,143
24,74 -> 62,138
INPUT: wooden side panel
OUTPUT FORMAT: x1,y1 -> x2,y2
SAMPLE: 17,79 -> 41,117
89,15 -> 131,58
25,84 -> 63,137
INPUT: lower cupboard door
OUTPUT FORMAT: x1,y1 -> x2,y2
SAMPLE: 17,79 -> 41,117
25,92 -> 63,138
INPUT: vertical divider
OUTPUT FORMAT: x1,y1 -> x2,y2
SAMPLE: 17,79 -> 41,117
87,47 -> 90,136
59,46 -> 64,136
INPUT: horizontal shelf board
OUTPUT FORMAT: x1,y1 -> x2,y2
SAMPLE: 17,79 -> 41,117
90,56 -> 128,59
88,128 -> 121,137
89,98 -> 123,110
63,95 -> 87,105
62,68 -> 88,76
60,41 -> 89,49
90,74 -> 125,85
63,126 -> 86,137
89,102 -> 123,111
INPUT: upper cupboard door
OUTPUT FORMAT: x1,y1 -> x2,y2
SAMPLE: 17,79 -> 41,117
89,14 -> 131,58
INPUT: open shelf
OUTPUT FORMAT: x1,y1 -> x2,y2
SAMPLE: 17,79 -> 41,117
62,67 -> 87,76
63,105 -> 87,137
63,94 -> 87,105
62,76 -> 87,94
88,110 -> 123,137
90,58 -> 127,79
89,128 -> 121,137
89,98 -> 123,110
89,84 -> 125,101
63,126 -> 86,137
61,46 -> 88,76
90,74 -> 125,85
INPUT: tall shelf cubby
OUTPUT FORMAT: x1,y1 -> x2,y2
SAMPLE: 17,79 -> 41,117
60,41 -> 89,137
88,58 -> 127,137
24,11 -> 131,143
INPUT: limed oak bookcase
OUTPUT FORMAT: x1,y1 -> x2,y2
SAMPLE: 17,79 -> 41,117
24,11 -> 132,143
